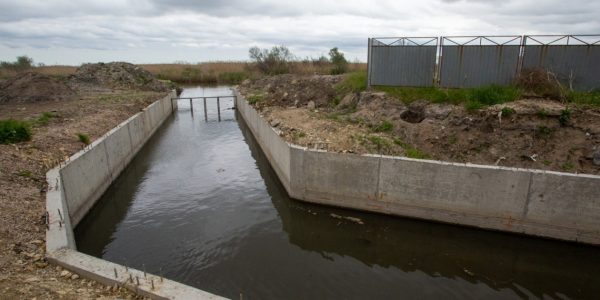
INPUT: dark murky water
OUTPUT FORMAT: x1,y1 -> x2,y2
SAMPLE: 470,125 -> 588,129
76,86 -> 600,299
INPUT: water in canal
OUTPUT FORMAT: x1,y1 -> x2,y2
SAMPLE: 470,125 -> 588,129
75,86 -> 600,299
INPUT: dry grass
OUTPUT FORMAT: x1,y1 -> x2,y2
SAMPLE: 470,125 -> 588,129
1,61 -> 367,84
139,61 -> 366,84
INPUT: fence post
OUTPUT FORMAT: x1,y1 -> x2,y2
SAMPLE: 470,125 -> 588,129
367,38 -> 372,88
203,98 -> 208,122
217,97 -> 221,122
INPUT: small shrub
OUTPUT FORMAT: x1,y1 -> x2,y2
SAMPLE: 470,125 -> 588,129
292,131 -> 306,141
0,119 -> 32,144
0,55 -> 34,72
249,45 -> 294,75
537,126 -> 553,136
501,107 -> 516,118
372,120 -> 393,132
77,133 -> 91,145
559,108 -> 572,126
329,47 -> 348,75
332,95 -> 341,106
516,68 -> 565,100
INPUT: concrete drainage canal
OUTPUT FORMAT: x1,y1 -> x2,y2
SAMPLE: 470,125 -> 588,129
74,86 -> 600,299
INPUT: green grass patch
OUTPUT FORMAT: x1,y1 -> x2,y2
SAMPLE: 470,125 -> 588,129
36,112 -> 56,126
77,133 -> 91,145
367,135 -> 391,149
336,71 -> 367,94
566,90 -> 600,107
16,170 -> 32,178
0,119 -> 32,144
247,93 -> 264,105
372,120 -> 393,132
561,161 -> 575,171
374,84 -> 521,110
393,139 -> 431,159
469,85 -> 521,106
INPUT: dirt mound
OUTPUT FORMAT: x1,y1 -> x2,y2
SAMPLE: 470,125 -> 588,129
239,74 -> 342,108
241,74 -> 600,175
0,72 -> 75,104
70,62 -> 169,92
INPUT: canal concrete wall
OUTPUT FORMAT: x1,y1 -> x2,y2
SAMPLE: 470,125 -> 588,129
61,92 -> 176,226
46,92 -> 226,299
234,89 -> 600,245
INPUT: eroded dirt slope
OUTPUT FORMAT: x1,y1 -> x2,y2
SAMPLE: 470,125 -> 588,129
239,75 -> 600,175
0,63 -> 170,299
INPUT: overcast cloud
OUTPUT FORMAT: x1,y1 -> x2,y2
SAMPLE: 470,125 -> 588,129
0,0 -> 599,65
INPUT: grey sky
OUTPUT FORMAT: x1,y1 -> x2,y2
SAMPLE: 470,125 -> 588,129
0,0 -> 598,65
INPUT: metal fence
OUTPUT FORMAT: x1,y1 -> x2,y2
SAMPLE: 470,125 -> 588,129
367,37 -> 437,87
367,35 -> 600,91
521,35 -> 600,91
439,36 -> 521,88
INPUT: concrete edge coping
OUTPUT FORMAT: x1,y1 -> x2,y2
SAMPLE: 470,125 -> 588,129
45,91 -> 227,300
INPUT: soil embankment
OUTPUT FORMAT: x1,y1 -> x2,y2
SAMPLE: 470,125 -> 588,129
0,62 -> 168,298
239,74 -> 600,175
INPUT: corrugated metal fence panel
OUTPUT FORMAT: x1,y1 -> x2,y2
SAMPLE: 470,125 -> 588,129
522,45 -> 600,91
370,45 -> 437,87
440,45 -> 520,88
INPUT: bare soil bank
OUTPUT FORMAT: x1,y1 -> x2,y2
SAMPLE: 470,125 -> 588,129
0,65 -> 166,298
239,74 -> 600,175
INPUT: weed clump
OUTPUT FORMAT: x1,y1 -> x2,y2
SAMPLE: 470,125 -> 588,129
393,139 -> 431,159
0,119 -> 32,144
559,108 -> 572,126
77,133 -> 91,145
247,93 -> 264,105
501,107 -> 516,118
372,120 -> 393,132
36,112 -> 56,126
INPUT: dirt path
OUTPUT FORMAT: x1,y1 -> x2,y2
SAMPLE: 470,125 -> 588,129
239,75 -> 600,175
0,90 -> 166,299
